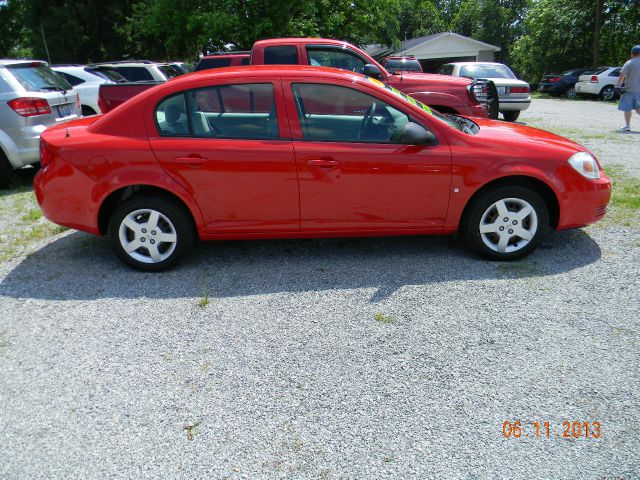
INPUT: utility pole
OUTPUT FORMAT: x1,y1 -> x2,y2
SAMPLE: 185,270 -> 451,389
592,0 -> 602,66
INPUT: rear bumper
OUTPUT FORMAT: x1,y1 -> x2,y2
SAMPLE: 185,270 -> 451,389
574,82 -> 601,96
498,98 -> 531,112
557,174 -> 612,229
538,83 -> 565,94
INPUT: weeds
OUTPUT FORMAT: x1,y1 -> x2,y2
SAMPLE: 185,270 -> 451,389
374,312 -> 398,324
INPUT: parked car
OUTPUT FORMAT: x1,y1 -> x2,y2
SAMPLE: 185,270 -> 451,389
35,66 -> 611,270
381,56 -> 423,73
438,62 -> 531,122
0,59 -> 80,187
574,66 -> 622,101
194,53 -> 251,71
98,38 -> 500,118
52,65 -> 126,115
249,38 -> 499,119
538,67 -> 593,98
96,61 -> 178,82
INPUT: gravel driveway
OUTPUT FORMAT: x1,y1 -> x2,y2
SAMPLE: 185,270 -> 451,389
1,98 -> 639,479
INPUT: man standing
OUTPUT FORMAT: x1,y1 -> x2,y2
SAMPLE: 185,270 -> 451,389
618,45 -> 640,132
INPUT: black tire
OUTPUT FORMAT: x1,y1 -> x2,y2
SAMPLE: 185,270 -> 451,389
502,110 -> 520,122
462,186 -> 550,261
107,195 -> 194,271
565,86 -> 577,99
81,105 -> 97,116
599,85 -> 615,101
0,151 -> 14,189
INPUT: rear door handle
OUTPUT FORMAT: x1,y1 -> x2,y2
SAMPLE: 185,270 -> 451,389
175,155 -> 206,166
306,158 -> 339,167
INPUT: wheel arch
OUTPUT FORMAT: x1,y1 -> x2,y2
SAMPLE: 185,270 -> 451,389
459,175 -> 560,230
97,184 -> 199,236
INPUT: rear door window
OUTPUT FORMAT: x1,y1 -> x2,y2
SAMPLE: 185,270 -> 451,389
86,67 -> 126,82
264,46 -> 298,65
195,58 -> 232,71
58,72 -> 85,86
7,63 -> 72,92
155,83 -> 279,140
113,66 -> 154,82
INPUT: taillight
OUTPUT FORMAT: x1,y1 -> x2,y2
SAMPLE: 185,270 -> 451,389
548,77 -> 561,83
40,139 -> 54,167
510,86 -> 530,94
7,97 -> 52,117
590,75 -> 599,83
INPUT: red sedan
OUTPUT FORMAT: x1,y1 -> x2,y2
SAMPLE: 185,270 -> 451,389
35,66 -> 611,271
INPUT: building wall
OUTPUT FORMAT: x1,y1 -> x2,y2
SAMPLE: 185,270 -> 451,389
477,50 -> 496,62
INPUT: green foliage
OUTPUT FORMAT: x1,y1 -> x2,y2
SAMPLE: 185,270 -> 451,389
512,0 -> 640,82
0,0 -> 26,57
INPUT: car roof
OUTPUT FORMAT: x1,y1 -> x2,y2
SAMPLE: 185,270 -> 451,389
253,38 -> 348,48
0,59 -> 49,67
172,65 -> 365,85
446,62 -> 506,66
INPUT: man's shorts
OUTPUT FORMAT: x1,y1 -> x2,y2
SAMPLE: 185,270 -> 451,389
618,92 -> 640,111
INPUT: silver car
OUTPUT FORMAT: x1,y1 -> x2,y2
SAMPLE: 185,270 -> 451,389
0,59 -> 80,187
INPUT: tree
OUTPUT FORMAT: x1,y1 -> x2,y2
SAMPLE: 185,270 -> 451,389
0,0 -> 26,57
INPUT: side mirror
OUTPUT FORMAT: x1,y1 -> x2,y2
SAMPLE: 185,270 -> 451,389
400,122 -> 437,145
363,64 -> 382,79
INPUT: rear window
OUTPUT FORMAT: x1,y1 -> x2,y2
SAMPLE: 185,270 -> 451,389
385,59 -> 421,71
86,67 -> 126,83
7,63 -> 72,92
264,46 -> 298,65
240,57 -> 250,65
195,58 -> 232,71
459,64 -> 515,79
113,66 -> 154,82
157,65 -> 179,79
584,67 -> 609,76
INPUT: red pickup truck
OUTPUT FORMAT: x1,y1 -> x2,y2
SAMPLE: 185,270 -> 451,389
99,38 -> 498,117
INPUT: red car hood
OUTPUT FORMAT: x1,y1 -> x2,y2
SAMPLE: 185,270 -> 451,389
388,72 -> 472,88
472,118 -> 584,152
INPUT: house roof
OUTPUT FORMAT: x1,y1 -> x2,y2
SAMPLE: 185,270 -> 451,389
402,32 -> 500,53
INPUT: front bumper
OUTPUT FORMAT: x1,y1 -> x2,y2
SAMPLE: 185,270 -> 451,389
557,174 -> 612,230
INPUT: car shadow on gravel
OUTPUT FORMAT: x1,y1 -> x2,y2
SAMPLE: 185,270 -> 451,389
0,228 -> 601,302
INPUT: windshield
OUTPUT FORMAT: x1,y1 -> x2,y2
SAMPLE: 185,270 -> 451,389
385,59 -> 421,71
367,77 -> 472,133
7,63 -> 72,92
87,66 -> 126,83
459,64 -> 515,79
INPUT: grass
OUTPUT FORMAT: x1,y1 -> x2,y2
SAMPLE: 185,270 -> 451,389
198,280 -> 210,307
600,166 -> 640,227
374,312 -> 398,324
184,421 -> 200,441
20,208 -> 42,222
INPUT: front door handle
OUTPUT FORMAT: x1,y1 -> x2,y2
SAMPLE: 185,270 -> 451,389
175,155 -> 206,166
306,158 -> 339,167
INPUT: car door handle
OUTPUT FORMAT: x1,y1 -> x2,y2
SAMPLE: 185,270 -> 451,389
175,155 -> 206,166
306,158 -> 339,167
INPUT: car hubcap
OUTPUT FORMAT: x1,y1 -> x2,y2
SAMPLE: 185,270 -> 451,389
603,89 -> 614,101
567,87 -> 576,98
479,198 -> 538,253
118,209 -> 177,264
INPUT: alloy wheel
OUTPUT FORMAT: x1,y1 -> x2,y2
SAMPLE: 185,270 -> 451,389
478,198 -> 538,253
118,208 -> 178,264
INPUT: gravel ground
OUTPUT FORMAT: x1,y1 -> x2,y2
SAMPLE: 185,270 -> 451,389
1,98 -> 639,479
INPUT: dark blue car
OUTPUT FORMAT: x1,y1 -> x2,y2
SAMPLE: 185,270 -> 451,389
538,68 -> 593,98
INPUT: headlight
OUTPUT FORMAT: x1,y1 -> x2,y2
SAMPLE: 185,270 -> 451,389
568,152 -> 600,179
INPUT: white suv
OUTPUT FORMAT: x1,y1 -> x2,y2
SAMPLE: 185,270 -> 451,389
53,65 -> 126,116
0,60 -> 80,187
574,66 -> 622,101
96,61 -> 179,82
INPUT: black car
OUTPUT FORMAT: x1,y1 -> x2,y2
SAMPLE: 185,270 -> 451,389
538,68 -> 593,98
